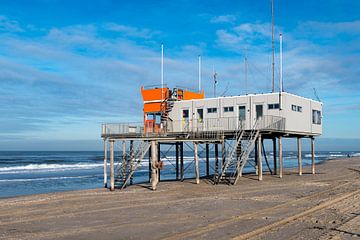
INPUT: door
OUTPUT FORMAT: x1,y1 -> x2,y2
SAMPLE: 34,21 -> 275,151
238,106 -> 246,129
182,109 -> 189,131
196,108 -> 204,131
254,104 -> 263,128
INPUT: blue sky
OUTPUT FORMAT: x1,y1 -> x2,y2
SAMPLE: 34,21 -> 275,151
0,0 -> 360,150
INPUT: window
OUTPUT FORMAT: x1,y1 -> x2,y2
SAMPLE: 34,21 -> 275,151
312,110 -> 321,125
292,104 -> 302,112
239,106 -> 246,121
197,109 -> 203,122
182,109 -> 189,119
297,106 -> 302,112
207,107 -> 217,113
256,105 -> 263,119
224,106 -> 234,112
291,105 -> 297,111
268,103 -> 280,110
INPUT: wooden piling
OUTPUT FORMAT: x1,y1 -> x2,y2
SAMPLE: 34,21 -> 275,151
255,141 -> 258,175
206,143 -> 209,178
180,142 -> 184,181
103,139 -> 107,188
157,142 -> 161,182
273,138 -> 277,175
129,140 -> 134,185
221,138 -> 226,166
109,140 -> 115,191
148,143 -> 152,183
279,136 -> 283,178
122,140 -> 126,182
297,137 -> 302,176
215,143 -> 219,181
151,141 -> 158,190
311,137 -> 315,174
258,135 -> 263,181
176,142 -> 179,180
194,142 -> 200,184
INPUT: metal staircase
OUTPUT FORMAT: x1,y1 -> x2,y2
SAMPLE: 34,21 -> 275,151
115,141 -> 151,189
217,122 -> 260,185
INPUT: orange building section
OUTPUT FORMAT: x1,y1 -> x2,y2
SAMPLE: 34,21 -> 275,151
141,86 -> 169,102
183,90 -> 204,100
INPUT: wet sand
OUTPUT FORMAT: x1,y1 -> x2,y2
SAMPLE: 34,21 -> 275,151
0,157 -> 359,240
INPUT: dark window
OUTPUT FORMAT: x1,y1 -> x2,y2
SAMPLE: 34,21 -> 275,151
256,105 -> 263,119
312,110 -> 321,125
268,103 -> 279,110
207,108 -> 217,113
197,109 -> 203,121
224,106 -> 234,112
291,105 -> 297,111
239,106 -> 246,121
297,106 -> 302,112
182,109 -> 189,119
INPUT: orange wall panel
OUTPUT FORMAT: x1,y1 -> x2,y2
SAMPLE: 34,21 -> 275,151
144,102 -> 162,113
183,90 -> 204,100
141,87 -> 169,101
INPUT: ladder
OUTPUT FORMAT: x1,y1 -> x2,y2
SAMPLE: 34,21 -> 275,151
115,141 -> 151,189
217,122 -> 244,184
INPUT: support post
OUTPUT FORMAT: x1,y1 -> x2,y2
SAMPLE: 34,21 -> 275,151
148,143 -> 152,183
151,141 -> 158,190
258,135 -> 263,181
129,140 -> 134,185
122,140 -> 126,182
215,143 -> 219,181
221,138 -> 226,167
255,141 -> 258,175
157,142 -> 161,182
279,136 -> 283,178
297,137 -> 302,176
194,142 -> 200,184
311,137 -> 315,174
103,139 -> 108,188
273,138 -> 277,175
176,142 -> 179,180
180,142 -> 184,181
206,143 -> 209,178
110,140 -> 115,191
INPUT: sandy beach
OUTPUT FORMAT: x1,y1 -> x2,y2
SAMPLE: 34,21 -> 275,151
0,157 -> 359,240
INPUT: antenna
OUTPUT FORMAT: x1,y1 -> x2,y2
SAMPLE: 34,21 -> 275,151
161,43 -> 164,100
213,65 -> 217,98
244,47 -> 248,94
271,0 -> 275,93
313,88 -> 321,102
198,55 -> 201,92
280,33 -> 283,93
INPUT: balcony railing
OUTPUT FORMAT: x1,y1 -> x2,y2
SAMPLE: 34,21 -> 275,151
101,115 -> 285,137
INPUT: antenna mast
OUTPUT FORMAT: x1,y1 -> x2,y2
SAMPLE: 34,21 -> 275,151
213,66 -> 217,98
244,47 -> 248,94
161,43 -> 164,100
271,0 -> 275,93
280,33 -> 283,93
198,55 -> 201,92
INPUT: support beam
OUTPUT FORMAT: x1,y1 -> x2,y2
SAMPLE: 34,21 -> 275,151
206,143 -> 209,178
103,139 -> 107,188
148,143 -> 152,183
311,137 -> 315,174
157,142 -> 161,182
215,143 -> 219,181
297,137 -> 302,176
279,136 -> 283,178
273,138 -> 277,175
180,142 -> 184,181
122,140 -> 126,182
221,138 -> 226,166
151,141 -> 158,190
176,142 -> 179,180
258,135 -> 263,181
109,140 -> 115,191
194,142 -> 200,184
129,140 -> 134,185
255,141 -> 258,175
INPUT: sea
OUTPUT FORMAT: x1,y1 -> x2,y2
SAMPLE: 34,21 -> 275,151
0,150 -> 359,199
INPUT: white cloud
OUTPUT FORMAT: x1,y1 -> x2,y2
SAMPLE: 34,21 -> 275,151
104,23 -> 160,39
298,20 -> 360,37
210,15 -> 236,24
0,15 -> 23,32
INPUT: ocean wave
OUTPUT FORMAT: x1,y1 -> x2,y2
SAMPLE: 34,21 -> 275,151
0,163 -> 104,173
0,175 -> 95,183
351,153 -> 360,157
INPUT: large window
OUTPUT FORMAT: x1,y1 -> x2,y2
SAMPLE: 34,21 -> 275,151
207,107 -> 217,113
224,106 -> 234,112
268,103 -> 280,110
312,110 -> 321,125
292,104 -> 303,112
239,106 -> 246,121
197,109 -> 203,122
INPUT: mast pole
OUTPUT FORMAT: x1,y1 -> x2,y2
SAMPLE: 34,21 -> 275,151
271,0 -> 275,93
161,43 -> 164,100
198,55 -> 201,92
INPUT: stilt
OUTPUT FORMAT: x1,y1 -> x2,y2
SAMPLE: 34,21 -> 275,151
110,140 -> 115,191
255,141 -> 258,175
273,138 -> 277,175
297,137 -> 302,176
311,137 -> 315,174
258,135 -> 263,181
176,142 -> 179,180
122,140 -> 126,182
215,143 -> 219,181
129,140 -> 134,185
151,141 -> 158,190
157,142 -> 161,182
103,139 -> 108,188
279,136 -> 283,178
148,143 -> 152,183
206,143 -> 209,178
221,138 -> 226,167
180,142 -> 184,181
194,142 -> 200,184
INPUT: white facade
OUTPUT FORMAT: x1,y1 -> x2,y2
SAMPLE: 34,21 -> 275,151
168,92 -> 322,136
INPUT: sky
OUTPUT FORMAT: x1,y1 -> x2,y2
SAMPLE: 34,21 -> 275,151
0,0 -> 360,150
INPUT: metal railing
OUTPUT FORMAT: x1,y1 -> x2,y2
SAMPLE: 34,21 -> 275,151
101,115 -> 285,137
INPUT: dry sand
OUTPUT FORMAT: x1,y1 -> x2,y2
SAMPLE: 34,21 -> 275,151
0,157 -> 359,240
